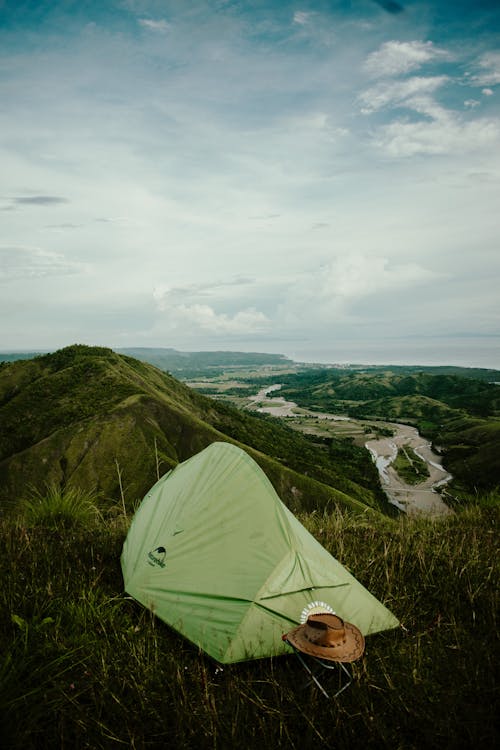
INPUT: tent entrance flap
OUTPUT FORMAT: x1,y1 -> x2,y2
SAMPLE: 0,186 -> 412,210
256,584 -> 352,624
259,583 -> 349,601
256,550 -> 347,599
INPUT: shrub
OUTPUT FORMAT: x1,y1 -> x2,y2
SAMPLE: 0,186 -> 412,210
19,485 -> 101,529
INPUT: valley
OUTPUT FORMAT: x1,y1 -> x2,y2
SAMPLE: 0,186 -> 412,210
185,355 -> 500,507
196,382 -> 453,516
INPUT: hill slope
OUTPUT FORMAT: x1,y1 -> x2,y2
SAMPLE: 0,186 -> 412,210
0,346 -> 386,514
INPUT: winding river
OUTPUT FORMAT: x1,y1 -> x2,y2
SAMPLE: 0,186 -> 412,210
365,425 -> 452,516
249,385 -> 452,517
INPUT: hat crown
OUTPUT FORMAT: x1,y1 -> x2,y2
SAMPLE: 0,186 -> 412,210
284,611 -> 365,663
304,613 -> 346,648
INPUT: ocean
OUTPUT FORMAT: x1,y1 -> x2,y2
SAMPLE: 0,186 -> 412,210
286,337 -> 500,370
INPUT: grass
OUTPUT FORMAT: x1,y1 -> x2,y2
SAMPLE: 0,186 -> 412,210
19,484 -> 102,529
0,490 -> 498,749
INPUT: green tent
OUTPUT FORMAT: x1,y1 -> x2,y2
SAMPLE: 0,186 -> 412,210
121,442 -> 398,663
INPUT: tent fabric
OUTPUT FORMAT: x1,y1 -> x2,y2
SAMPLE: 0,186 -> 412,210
121,441 -> 399,663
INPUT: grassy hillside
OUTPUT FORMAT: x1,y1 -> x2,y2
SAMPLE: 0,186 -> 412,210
0,345 -> 385,515
0,489 -> 497,749
279,370 -> 500,416
332,363 -> 500,383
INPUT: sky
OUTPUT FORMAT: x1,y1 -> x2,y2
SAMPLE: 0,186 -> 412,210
1,0 -> 499,368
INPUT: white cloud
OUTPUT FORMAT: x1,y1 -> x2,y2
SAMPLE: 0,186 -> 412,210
374,114 -> 500,157
318,255 -> 436,302
360,69 -> 500,157
0,246 -> 83,281
277,256 -> 438,331
407,96 -> 451,120
360,43 -> 500,160
138,18 -> 171,33
471,51 -> 500,87
359,75 -> 448,113
293,11 -> 311,26
160,304 -> 270,335
152,280 -> 271,336
482,88 -> 494,96
153,278 -> 258,309
363,40 -> 451,78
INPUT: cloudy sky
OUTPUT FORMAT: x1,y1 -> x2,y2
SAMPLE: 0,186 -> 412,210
1,0 -> 499,367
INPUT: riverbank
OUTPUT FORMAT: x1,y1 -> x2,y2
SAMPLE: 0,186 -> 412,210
365,425 -> 452,517
248,384 -> 300,416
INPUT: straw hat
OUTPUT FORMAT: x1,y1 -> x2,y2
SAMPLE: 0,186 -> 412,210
284,612 -> 365,663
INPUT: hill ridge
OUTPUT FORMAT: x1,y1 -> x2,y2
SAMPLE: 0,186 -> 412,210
0,345 -> 383,515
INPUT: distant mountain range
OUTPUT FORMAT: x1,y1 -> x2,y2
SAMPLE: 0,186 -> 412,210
0,348 -> 290,365
2,347 -> 498,382
0,347 -> 294,381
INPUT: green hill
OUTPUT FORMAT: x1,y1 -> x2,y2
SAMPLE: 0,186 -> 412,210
0,345 -> 386,515
280,370 -> 500,415
329,363 -> 500,383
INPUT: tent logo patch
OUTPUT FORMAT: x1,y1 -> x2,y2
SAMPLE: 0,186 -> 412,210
300,600 -> 335,624
147,546 -> 167,568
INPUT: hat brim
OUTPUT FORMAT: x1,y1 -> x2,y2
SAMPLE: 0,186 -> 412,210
286,620 -> 365,663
